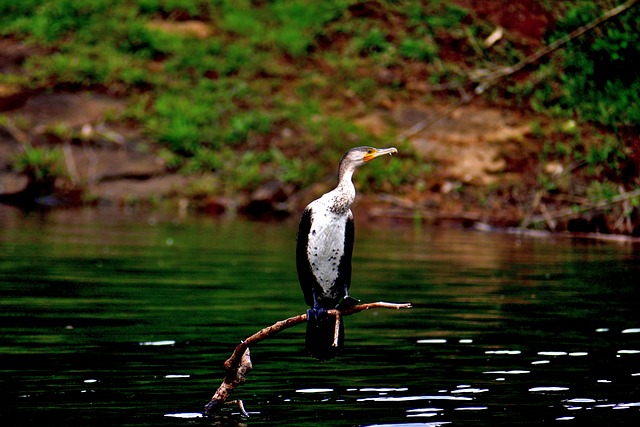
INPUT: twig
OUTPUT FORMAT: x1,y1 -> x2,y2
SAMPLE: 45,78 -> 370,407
62,142 -> 79,185
223,313 -> 306,371
226,400 -> 249,418
333,312 -> 341,348
539,202 -> 557,231
205,301 -> 411,415
520,190 -> 544,230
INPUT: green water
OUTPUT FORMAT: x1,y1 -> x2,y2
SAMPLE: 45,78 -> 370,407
1,206 -> 639,426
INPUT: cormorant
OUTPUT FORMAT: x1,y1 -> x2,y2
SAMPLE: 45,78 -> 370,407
296,146 -> 398,360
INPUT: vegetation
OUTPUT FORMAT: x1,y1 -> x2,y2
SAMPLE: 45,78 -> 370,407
536,1 -> 640,127
0,1 -> 638,233
12,145 -> 66,187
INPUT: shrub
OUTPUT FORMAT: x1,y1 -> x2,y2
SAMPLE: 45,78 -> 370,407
399,37 -> 437,62
548,2 -> 640,127
13,145 -> 66,185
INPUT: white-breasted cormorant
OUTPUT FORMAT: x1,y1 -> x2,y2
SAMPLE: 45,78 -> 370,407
296,146 -> 398,360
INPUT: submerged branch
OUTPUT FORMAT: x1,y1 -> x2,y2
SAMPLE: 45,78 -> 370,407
205,301 -> 411,415
204,348 -> 252,415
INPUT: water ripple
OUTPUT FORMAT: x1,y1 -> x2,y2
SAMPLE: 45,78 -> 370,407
363,423 -> 452,427
359,387 -> 409,392
296,388 -> 334,393
357,395 -> 473,403
453,406 -> 488,411
451,388 -> 488,394
485,350 -> 521,355
617,349 -> 640,354
406,408 -> 444,413
138,340 -> 175,346
529,386 -> 570,392
164,412 -> 204,419
538,351 -> 567,356
565,398 -> 597,403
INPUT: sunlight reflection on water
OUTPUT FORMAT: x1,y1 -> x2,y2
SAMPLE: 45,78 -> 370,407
357,395 -> 474,403
163,412 -> 203,419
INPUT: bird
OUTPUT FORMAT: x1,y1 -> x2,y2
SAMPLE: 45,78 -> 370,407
296,146 -> 398,360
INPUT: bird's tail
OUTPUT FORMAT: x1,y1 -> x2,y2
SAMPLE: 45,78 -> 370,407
305,313 -> 344,360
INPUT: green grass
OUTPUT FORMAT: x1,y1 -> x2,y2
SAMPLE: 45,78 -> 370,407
0,0 -> 637,205
13,145 -> 66,184
522,1 -> 640,128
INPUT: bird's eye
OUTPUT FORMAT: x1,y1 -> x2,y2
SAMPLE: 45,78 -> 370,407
366,148 -> 375,154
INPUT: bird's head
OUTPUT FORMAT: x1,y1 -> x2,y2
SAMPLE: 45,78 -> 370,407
341,146 -> 398,168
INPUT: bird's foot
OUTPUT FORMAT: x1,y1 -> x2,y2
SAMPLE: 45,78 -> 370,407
336,296 -> 360,310
307,306 -> 327,321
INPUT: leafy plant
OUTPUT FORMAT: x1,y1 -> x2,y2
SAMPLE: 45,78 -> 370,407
543,2 -> 640,127
13,145 -> 66,184
353,27 -> 390,55
583,135 -> 627,177
398,37 -> 437,62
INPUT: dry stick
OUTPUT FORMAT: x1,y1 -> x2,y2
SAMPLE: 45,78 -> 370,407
538,202 -> 557,231
204,301 -> 412,415
205,348 -> 253,417
332,312 -> 342,348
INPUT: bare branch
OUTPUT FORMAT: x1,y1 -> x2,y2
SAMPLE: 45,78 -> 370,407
223,301 -> 411,371
205,301 -> 411,415
204,347 -> 252,415
223,313 -> 306,371
332,312 -> 341,348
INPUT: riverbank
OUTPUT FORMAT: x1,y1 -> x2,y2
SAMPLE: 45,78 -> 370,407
1,1 -> 638,235
1,85 -> 635,235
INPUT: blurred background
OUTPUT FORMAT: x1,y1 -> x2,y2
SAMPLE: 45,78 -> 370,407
0,0 -> 639,235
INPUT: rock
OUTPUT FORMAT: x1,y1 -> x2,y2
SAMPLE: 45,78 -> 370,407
93,175 -> 189,204
240,181 -> 292,219
200,197 -> 231,216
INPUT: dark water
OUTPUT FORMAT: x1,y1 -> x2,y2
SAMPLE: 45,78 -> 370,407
1,206 -> 639,426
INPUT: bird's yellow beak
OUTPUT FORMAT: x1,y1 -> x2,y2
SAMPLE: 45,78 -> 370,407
363,147 -> 398,163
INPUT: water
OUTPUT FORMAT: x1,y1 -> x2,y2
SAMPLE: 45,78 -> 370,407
1,206 -> 639,426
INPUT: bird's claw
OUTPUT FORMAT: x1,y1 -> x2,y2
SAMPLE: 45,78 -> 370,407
336,296 -> 360,310
307,306 -> 327,321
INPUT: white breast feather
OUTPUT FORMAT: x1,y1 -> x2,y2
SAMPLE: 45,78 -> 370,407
306,199 -> 350,297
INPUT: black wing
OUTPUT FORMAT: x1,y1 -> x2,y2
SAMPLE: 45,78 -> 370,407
296,207 -> 317,306
335,212 -> 354,294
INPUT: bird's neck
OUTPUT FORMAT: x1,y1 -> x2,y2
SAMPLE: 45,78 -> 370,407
325,164 -> 356,214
